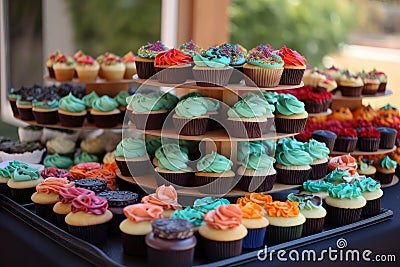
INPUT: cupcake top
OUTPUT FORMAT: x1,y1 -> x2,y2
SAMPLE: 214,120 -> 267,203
376,127 -> 398,136
59,93 -> 86,113
137,41 -> 168,59
72,50 -> 86,61
243,153 -> 275,171
275,46 -> 306,67
46,137 -> 75,155
35,177 -> 75,194
264,200 -> 300,217
41,167 -> 73,180
0,160 -> 36,178
122,51 -> 136,64
377,155 -> 397,170
193,47 -> 231,68
102,53 -> 123,66
43,154 -> 74,170
237,201 -> 264,219
237,140 -> 276,161
114,91 -> 130,106
325,167 -> 350,183
82,91 -> 100,108
368,68 -> 387,82
123,203 -> 163,223
204,97 -> 220,113
357,127 -> 380,138
246,50 -> 284,68
73,152 -> 99,165
193,196 -> 230,214
32,98 -> 59,109
178,40 -> 205,57
171,206 -> 205,227
302,180 -> 333,193
47,50 -> 62,67
174,97 -> 208,118
76,55 -> 98,67
53,54 -> 75,68
154,48 -> 193,66
114,138 -> 147,159
127,91 -> 178,112
217,43 -> 247,66
312,129 -> 337,139
304,139 -> 330,161
249,43 -> 275,54
84,169 -> 116,188
287,193 -> 322,211
354,177 -> 381,193
275,138 -> 313,166
237,193 -> 273,206
328,154 -> 358,175
10,164 -> 41,181
328,183 -> 362,199
141,185 -> 181,210
91,95 -> 118,112
338,70 -> 363,86
152,218 -> 194,240
71,194 -> 108,215
227,98 -> 274,118
204,204 -> 242,230
58,187 -> 94,204
155,144 -> 189,171
274,94 -> 306,116
357,158 -> 376,174
196,151 -> 233,173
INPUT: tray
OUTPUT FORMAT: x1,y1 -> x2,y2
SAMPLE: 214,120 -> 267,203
0,193 -> 393,267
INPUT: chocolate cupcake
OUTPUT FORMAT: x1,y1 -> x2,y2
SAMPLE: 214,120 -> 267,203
375,156 -> 396,184
217,43 -> 247,83
357,127 -> 380,152
154,48 -> 193,84
58,93 -> 87,127
276,46 -> 307,85
16,97 -> 35,121
311,130 -> 337,153
90,95 -> 120,128
333,128 -> 358,153
75,178 -> 107,194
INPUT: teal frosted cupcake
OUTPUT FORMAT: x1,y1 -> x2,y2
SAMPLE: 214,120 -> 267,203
16,97 -> 34,121
375,155 -> 396,184
58,93 -> 87,127
192,47 -> 233,87
154,144 -> 193,187
354,177 -> 383,217
274,94 -> 308,133
43,153 -> 74,170
300,180 -> 333,200
172,97 -> 209,136
192,196 -> 230,214
114,138 -> 151,177
32,98 -> 59,124
217,43 -> 247,83
237,140 -> 276,161
90,95 -> 120,128
82,91 -> 100,123
304,139 -> 330,180
171,206 -> 205,230
114,90 -> 130,122
195,151 -> 235,194
324,167 -> 350,185
275,138 -> 313,185
73,152 -> 99,165
136,41 -> 168,79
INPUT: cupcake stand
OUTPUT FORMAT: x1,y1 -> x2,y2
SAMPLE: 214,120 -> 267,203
2,76 -> 395,267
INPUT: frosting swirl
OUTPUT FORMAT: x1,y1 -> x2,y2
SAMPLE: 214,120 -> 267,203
11,165 -> 41,181
275,94 -> 305,115
227,98 -> 274,118
123,203 -> 163,223
58,187 -> 94,204
377,156 -> 397,169
237,193 -> 273,206
71,194 -> 108,215
238,202 -> 264,219
41,167 -> 74,180
82,91 -> 100,108
155,144 -> 189,171
275,138 -> 313,166
303,180 -> 333,192
217,43 -> 247,66
114,138 -> 147,159
171,206 -> 205,227
36,177 -> 75,194
193,47 -> 231,68
304,139 -> 330,160
354,177 -> 381,192
193,196 -> 230,214
287,193 -> 322,210
178,40 -> 205,57
174,97 -> 208,118
328,183 -> 362,199
73,152 -> 99,165
204,204 -> 242,230
92,95 -> 118,112
154,48 -> 193,66
325,167 -> 349,183
43,154 -> 74,170
264,200 -> 300,217
59,93 -> 86,113
243,153 -> 275,171
114,91 -> 130,106
196,151 -> 233,173
328,155 -> 358,175
246,50 -> 284,68
275,46 -> 306,66
0,161 -> 34,178
141,185 -> 180,210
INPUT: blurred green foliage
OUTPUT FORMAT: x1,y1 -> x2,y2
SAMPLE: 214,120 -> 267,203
66,0 -> 161,57
230,0 -> 356,66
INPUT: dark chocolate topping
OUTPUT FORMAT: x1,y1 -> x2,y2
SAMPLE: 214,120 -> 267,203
97,191 -> 138,207
152,218 -> 194,240
75,178 -> 107,193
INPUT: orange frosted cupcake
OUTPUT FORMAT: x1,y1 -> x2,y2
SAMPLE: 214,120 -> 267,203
328,154 -> 358,175
238,202 -> 269,249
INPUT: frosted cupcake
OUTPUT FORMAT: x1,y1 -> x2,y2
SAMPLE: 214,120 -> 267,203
304,139 -> 330,180
338,70 -> 364,97
75,55 -> 100,82
324,167 -> 350,185
122,51 -> 137,79
217,43 -> 247,83
375,155 -> 396,184
300,180 -> 334,200
90,95 -> 120,128
354,177 -> 383,217
193,196 -> 230,214
171,206 -> 205,231
275,46 -> 307,85
154,48 -> 193,84
46,50 -> 62,78
101,53 -> 125,81
53,54 -> 75,82
172,97 -> 209,136
273,94 -> 308,134
113,90 -> 130,122
32,98 -> 59,124
141,185 -> 182,218
58,93 -> 87,127
136,41 -> 168,79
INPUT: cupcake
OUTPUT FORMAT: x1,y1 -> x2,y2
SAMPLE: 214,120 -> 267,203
332,128 -> 358,152
192,47 -> 233,87
1,161 -> 36,197
32,98 -> 59,124
154,144 -> 193,187
82,90 -> 100,123
146,218 -> 197,267
114,137 -> 151,177
193,196 -> 230,215
311,130 -> 337,152
90,95 -> 120,128
325,183 -> 366,226
43,154 -> 74,170
0,141 -> 45,164
357,127 -> 380,152
356,158 -> 376,179
237,201 -> 269,249
31,177 -> 75,223
179,40 -> 205,58
8,87 -> 22,116
217,43 -> 247,83
264,200 -> 306,245
374,155 -> 396,184
120,203 -> 163,256
237,193 -> 273,210
69,162 -> 102,179
53,54 -> 75,82
122,51 -> 137,79
304,139 -> 330,180
172,97 -> 209,136
287,193 -> 326,236
84,169 -> 117,190
243,49 -> 284,88
194,151 -> 235,194
154,48 -> 193,84
376,127 -> 397,149
113,90 -> 130,123
101,53 -> 125,81
72,50 -> 85,62
46,50 -> 62,78
328,154 -> 358,176
16,97 -> 34,121
141,185 -> 182,218
198,204 -> 247,261
65,194 -> 113,245
354,177 -> 383,217
136,41 -> 168,79
274,94 -> 308,133
275,138 -> 313,185
237,140 -> 276,160
325,167 -> 351,185
75,55 -> 100,82
58,93 -> 87,127
275,46 -> 307,85
46,137 -> 76,157
358,70 -> 380,95
368,69 -> 387,93
337,70 -> 364,97
300,180 -> 333,200
73,152 -> 99,165
302,68 -> 327,88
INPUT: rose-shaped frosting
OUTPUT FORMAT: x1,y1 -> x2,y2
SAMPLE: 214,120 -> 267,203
71,194 -> 108,215
33,99 -> 59,109
237,193 -> 273,206
137,41 -> 168,58
264,200 -> 300,218
122,51 -> 136,63
141,185 -> 180,210
196,151 -> 233,173
73,152 -> 99,165
287,193 -> 322,210
328,155 -> 358,175
178,40 -> 205,57
154,48 -> 193,66
193,196 -> 230,214
246,50 -> 284,68
358,127 -> 381,138
377,156 -> 397,169
217,43 -> 247,66
58,187 -> 94,204
174,97 -> 208,118
304,139 -> 330,160
36,177 -> 75,194
155,144 -> 189,171
243,153 -> 275,171
123,203 -> 163,223
238,202 -> 264,219
204,204 -> 242,230
82,91 -> 100,108
328,183 -> 362,199
41,167 -> 74,180
171,206 -> 205,227
325,167 -> 350,183
43,154 -> 74,170
11,165 -> 41,181
354,177 -> 381,192
275,138 -> 313,166
114,91 -> 130,106
334,127 -> 358,137
303,180 -> 333,192
275,46 -> 306,66
0,161 -> 34,178
114,138 -> 147,159
193,47 -> 231,68
59,93 -> 86,113
91,95 -> 118,112
227,98 -> 274,118
275,94 -> 305,115
69,162 -> 102,179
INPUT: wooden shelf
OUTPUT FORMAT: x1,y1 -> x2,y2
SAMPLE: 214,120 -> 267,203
308,108 -> 332,117
44,75 -> 138,85
332,89 -> 393,100
330,146 -> 396,156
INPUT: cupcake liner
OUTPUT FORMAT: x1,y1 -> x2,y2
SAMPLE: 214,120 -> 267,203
238,173 -> 277,192
195,175 -> 235,195
309,161 -> 328,180
325,205 -> 362,226
135,60 -> 156,79
362,87 -> 379,95
58,113 -> 86,127
226,118 -> 274,138
192,68 -> 233,87
375,171 -> 394,185
207,114 -> 223,131
274,117 -> 307,134
279,68 -> 305,85
91,113 -> 120,128
147,246 -> 195,267
0,183 -> 11,197
109,213 -> 124,234
67,222 -> 110,245
76,69 -> 99,82
311,135 -> 336,153
200,237 -> 243,261
128,110 -> 169,130
124,68 -> 137,79
155,65 -> 191,84
304,100 -> 325,114
156,171 -> 194,187
118,109 -> 126,124
244,67 -> 284,88
55,213 -> 69,231
18,107 -> 35,121
322,99 -> 332,111
377,82 -> 387,93
242,227 -> 267,249
276,167 -> 311,185
362,198 -> 381,218
379,132 -> 396,149
86,112 -> 94,123
339,85 -> 363,97
48,66 -> 55,78
9,187 -> 36,204
54,69 -> 75,82
116,159 -> 152,177
9,100 -> 19,116
33,110 -> 59,125
358,138 -> 380,152
333,137 -> 358,152
102,69 -> 125,81
121,233 -> 147,256
173,117 -> 208,136
35,203 -> 57,224
302,217 -> 325,236
265,224 -> 303,246
229,66 -> 244,84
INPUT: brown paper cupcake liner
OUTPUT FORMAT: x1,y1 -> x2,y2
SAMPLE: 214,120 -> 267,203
33,110 -> 59,124
156,171 -> 194,187
173,117 -> 208,136
147,246 -> 195,267
265,224 -> 303,246
375,171 -> 394,185
379,132 -> 397,149
304,100 -> 325,114
378,82 -> 387,93
309,161 -> 328,180
155,66 -> 191,84
229,66 -> 244,84
58,113 -> 86,127
238,173 -> 277,192
47,66 -> 55,78
333,137 -> 358,152
91,113 -> 120,128
195,175 -> 235,195
207,113 -> 223,131
55,214 -> 69,231
9,100 -> 19,116
361,198 -> 381,218
325,205 -> 362,226
135,60 -> 156,79
276,167 -> 311,185
244,67 -> 283,88
192,68 -> 233,87
279,68 -> 305,85
116,159 -> 152,177
121,233 -> 147,256
339,85 -> 363,97
226,118 -> 274,139
358,138 -> 380,152
274,117 -> 307,134
35,203 -> 57,224
128,111 -> 169,130
362,88 -> 378,95
18,108 -> 35,121
68,222 -> 110,245
322,99 -> 332,111
302,217 -> 325,236
9,187 -> 36,204
311,135 -> 336,153
200,238 -> 243,261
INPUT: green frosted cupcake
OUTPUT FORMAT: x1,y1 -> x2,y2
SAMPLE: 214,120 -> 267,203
114,90 -> 130,122
304,139 -> 330,180
114,138 -> 151,177
32,98 -> 59,124
273,94 -> 308,134
82,91 -> 100,123
354,177 -> 383,217
375,156 -> 396,184
58,93 -> 87,127
90,95 -> 120,128
172,97 -> 209,136
324,167 -> 350,185
300,180 -> 333,200
43,153 -> 74,170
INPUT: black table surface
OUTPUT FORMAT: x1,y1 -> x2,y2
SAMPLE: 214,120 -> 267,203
1,182 -> 399,267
